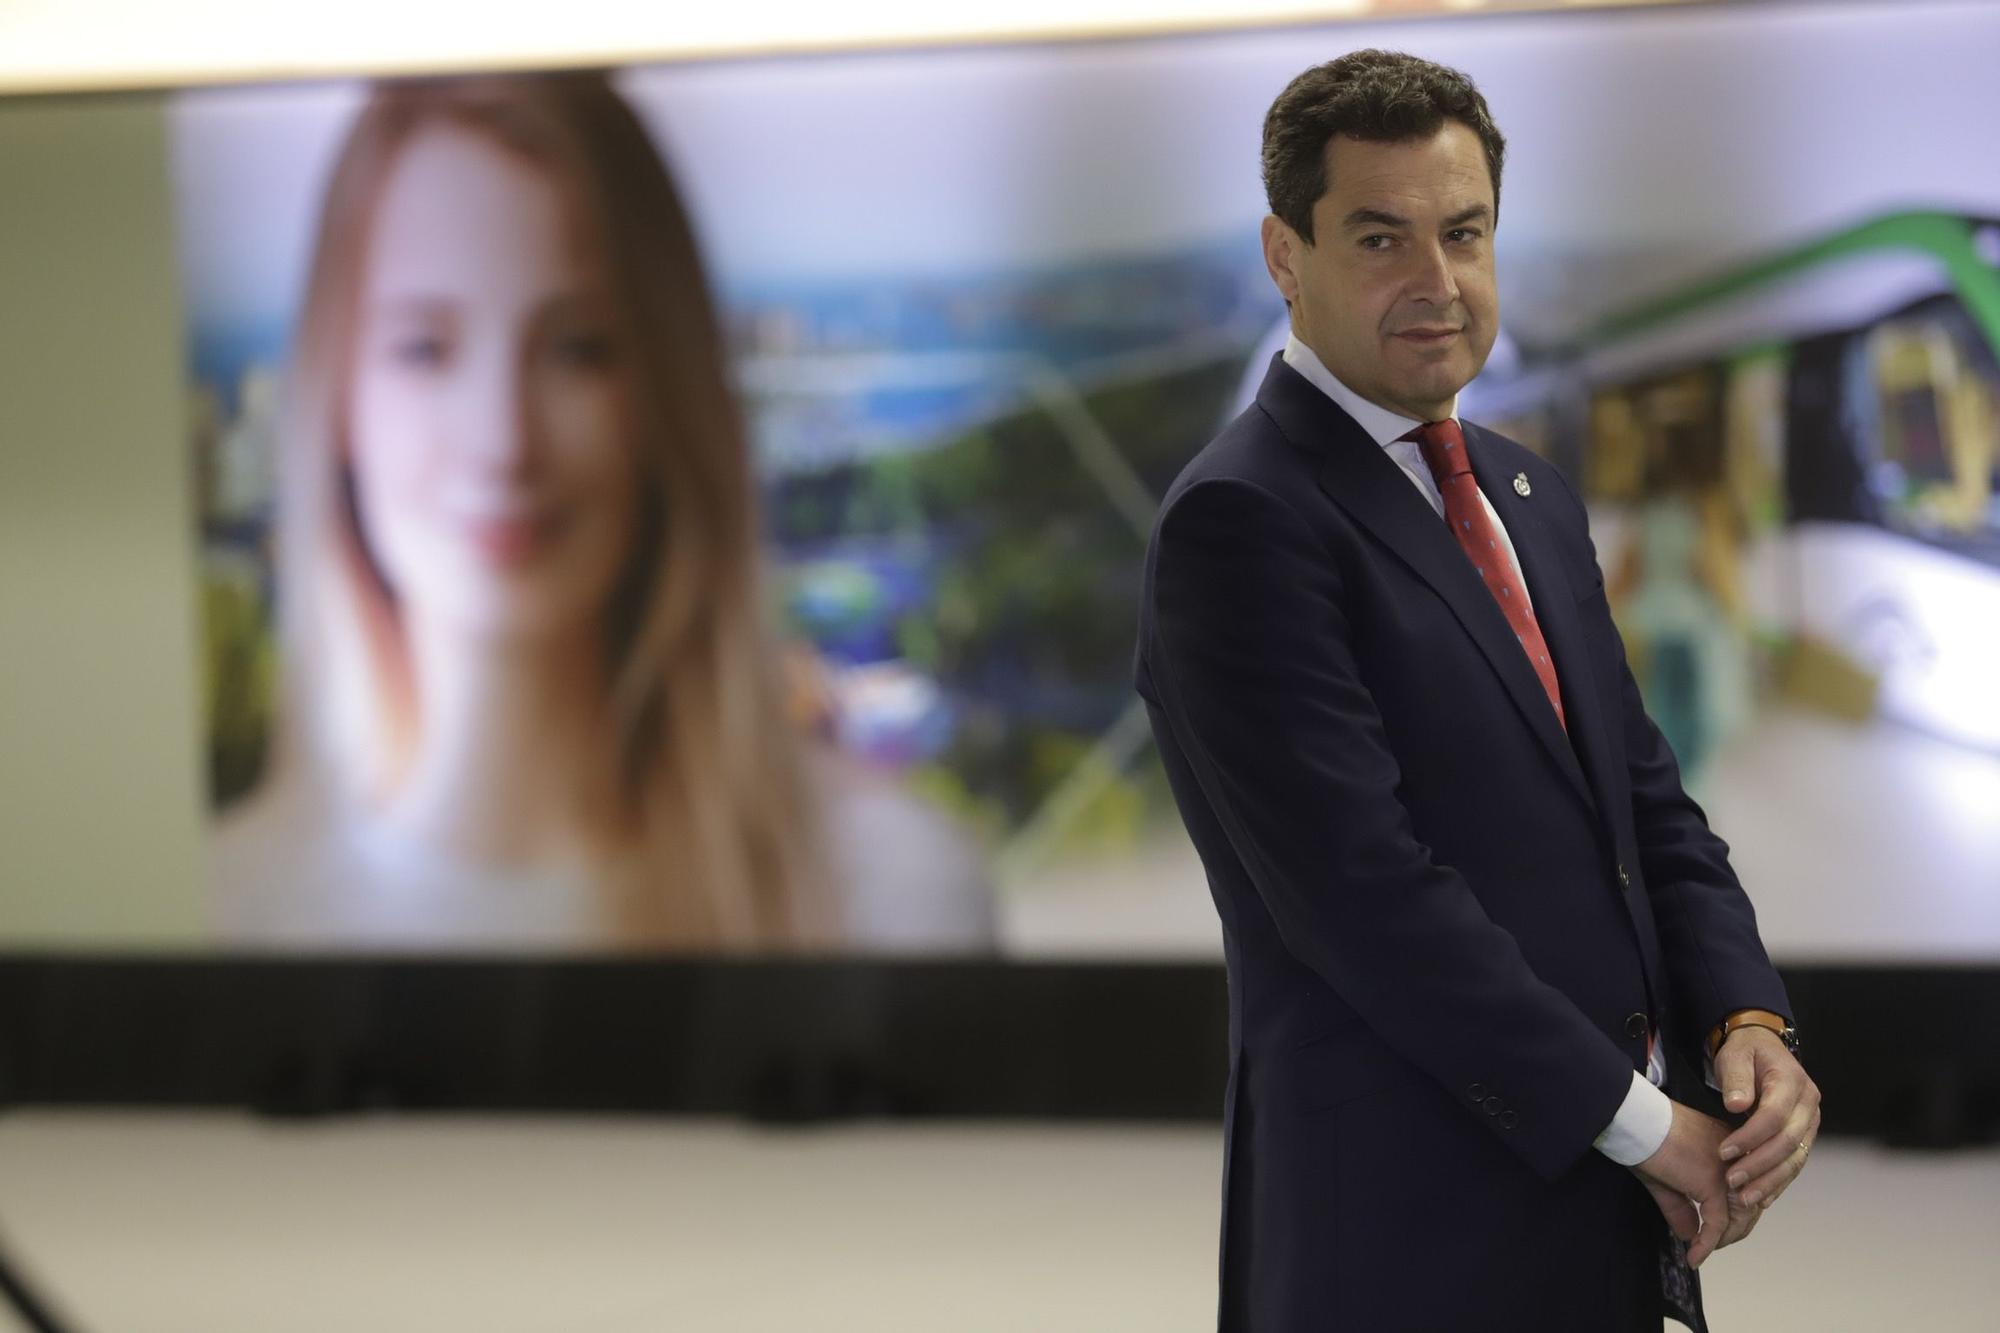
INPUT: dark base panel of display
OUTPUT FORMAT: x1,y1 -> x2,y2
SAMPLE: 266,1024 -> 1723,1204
0,958 -> 1993,1146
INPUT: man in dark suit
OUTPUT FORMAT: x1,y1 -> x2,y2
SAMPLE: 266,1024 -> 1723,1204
1133,50 -> 1823,1331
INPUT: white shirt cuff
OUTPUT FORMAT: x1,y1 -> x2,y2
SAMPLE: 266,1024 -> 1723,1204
1593,1069 -> 1673,1166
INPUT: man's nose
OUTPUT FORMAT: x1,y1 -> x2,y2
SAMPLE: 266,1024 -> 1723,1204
1406,240 -> 1460,307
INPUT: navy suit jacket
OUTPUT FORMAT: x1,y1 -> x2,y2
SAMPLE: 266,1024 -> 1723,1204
1134,353 -> 1791,1331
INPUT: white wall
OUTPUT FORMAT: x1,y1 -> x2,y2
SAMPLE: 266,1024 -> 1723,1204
0,0 -> 1459,95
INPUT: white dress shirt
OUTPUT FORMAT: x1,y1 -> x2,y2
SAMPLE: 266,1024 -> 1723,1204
1280,333 -> 1673,1166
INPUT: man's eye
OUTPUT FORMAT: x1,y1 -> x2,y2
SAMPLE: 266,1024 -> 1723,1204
1361,235 -> 1393,250
1448,228 -> 1483,244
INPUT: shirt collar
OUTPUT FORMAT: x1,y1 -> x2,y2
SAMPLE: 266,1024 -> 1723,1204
1281,330 -> 1460,450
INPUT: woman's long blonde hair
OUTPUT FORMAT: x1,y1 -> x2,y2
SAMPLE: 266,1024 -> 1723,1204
271,70 -> 832,950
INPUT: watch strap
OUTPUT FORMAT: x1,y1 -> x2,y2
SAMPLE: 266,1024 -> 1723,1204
1707,1007 -> 1792,1059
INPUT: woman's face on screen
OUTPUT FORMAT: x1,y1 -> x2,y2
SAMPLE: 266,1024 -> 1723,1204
346,124 -> 640,644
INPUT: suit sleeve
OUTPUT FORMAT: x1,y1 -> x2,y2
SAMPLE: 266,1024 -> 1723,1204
1145,476 -> 1632,1182
1548,466 -> 1793,1066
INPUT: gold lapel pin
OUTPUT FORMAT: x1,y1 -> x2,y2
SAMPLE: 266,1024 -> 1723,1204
1513,473 -> 1532,497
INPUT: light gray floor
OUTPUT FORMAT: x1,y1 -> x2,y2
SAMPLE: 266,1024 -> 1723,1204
0,1112 -> 1990,1331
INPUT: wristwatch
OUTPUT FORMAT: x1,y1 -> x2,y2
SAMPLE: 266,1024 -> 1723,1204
1707,1008 -> 1799,1059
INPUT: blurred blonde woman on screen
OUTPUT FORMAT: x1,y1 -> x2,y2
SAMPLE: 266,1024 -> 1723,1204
213,71 -> 994,952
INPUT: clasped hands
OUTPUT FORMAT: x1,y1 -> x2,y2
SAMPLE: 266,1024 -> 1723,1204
1629,1027 -> 1822,1268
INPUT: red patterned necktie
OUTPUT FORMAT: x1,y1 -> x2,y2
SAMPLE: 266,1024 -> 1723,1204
1405,419 -> 1567,733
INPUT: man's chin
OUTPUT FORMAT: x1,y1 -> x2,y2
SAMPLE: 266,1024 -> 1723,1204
1386,377 -> 1474,419
1406,361 -> 1483,406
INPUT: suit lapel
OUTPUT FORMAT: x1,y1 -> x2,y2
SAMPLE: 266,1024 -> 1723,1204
1253,355 -> 1596,816
1463,423 -> 1611,824
1465,423 -> 1681,1005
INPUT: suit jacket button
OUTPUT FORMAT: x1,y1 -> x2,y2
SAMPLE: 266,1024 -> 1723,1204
1483,1096 -> 1504,1116
1618,864 -> 1632,888
1626,1012 -> 1649,1039
1498,1110 -> 1519,1130
1468,1083 -> 1487,1101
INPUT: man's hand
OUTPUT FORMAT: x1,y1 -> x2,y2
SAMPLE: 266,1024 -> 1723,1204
1715,1025 -> 1821,1213
1629,1098 -> 1765,1267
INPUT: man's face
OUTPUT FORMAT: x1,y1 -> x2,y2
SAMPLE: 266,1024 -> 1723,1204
1262,121 -> 1498,423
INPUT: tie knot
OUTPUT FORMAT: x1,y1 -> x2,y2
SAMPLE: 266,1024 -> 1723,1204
1406,419 -> 1470,484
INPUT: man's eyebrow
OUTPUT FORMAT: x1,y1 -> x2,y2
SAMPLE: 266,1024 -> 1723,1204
1339,204 -> 1494,232
1341,207 -> 1411,231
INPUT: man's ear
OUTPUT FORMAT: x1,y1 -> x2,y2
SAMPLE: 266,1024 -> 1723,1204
1261,214 -> 1304,306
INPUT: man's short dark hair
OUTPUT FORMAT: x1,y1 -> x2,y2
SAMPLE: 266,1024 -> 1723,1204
1262,49 -> 1506,244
